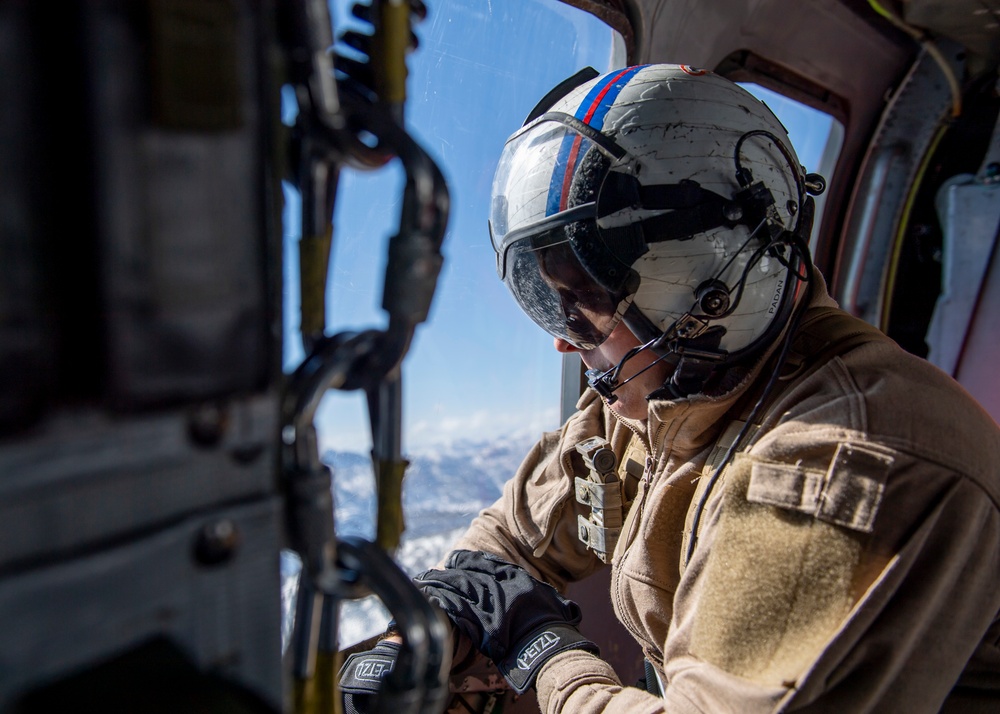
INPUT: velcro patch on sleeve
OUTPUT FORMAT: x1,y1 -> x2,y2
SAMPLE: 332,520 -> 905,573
747,443 -> 893,533
690,456 -> 866,686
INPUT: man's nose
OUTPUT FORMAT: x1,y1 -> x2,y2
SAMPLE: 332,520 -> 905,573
553,337 -> 580,353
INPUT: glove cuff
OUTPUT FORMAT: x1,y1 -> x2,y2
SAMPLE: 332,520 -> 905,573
339,640 -> 401,694
499,624 -> 599,695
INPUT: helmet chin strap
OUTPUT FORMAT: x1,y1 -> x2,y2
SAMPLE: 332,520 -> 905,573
584,311 -> 726,403
584,347 -> 665,405
584,304 -> 672,404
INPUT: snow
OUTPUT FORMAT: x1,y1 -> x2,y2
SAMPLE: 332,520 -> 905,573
281,433 -> 536,649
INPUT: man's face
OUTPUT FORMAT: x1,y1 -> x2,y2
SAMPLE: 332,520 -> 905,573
554,321 -> 672,420
536,241 -> 620,348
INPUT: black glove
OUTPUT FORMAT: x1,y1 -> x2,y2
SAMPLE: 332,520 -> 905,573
415,550 -> 598,694
338,639 -> 400,714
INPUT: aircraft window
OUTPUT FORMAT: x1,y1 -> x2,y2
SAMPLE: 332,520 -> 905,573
739,83 -> 844,251
281,0 -> 624,649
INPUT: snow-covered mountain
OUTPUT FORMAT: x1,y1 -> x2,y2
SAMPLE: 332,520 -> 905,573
329,433 -> 534,541
282,432 -> 540,648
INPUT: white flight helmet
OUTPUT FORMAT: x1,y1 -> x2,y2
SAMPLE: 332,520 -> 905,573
489,64 -> 820,397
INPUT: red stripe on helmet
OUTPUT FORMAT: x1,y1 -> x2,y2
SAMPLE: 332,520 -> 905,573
559,135 -> 586,212
582,67 -> 634,124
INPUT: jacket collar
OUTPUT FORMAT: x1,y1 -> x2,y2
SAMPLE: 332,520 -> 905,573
627,268 -> 840,463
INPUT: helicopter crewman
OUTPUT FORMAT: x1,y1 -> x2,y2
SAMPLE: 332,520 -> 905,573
344,64 -> 1000,713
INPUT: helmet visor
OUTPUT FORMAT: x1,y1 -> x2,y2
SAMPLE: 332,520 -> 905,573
490,115 -> 621,259
503,222 -> 633,349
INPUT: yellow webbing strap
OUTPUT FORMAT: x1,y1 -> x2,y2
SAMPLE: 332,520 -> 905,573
299,227 -> 333,339
372,0 -> 411,107
315,649 -> 342,714
375,457 -> 410,553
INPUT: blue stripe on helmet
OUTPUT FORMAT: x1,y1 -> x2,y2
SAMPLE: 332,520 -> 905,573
545,66 -> 647,216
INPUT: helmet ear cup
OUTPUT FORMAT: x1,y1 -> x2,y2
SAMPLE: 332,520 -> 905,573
695,280 -> 731,318
667,327 -> 726,397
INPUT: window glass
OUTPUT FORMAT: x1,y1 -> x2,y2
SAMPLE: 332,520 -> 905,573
282,0 -> 622,649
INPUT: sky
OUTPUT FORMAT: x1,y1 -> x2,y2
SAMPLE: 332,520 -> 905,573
282,0 -> 836,454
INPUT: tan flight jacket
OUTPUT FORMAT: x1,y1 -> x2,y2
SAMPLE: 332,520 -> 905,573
452,281 -> 1000,713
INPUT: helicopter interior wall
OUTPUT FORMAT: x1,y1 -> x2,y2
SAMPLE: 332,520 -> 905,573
918,92 -> 1000,423
955,235 -> 1000,422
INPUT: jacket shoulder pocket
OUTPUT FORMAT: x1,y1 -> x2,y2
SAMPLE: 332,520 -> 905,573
747,442 -> 895,534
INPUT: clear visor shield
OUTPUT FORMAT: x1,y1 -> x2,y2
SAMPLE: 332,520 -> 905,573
503,227 -> 633,350
490,117 -> 615,256
490,117 -> 631,349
